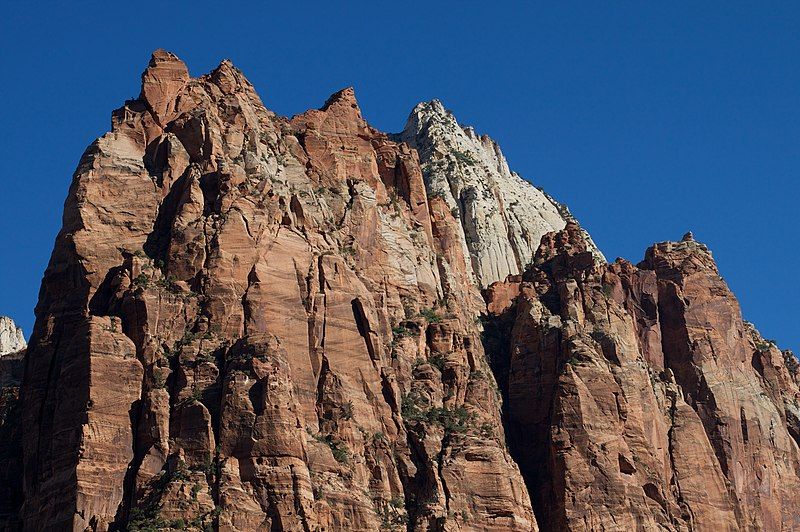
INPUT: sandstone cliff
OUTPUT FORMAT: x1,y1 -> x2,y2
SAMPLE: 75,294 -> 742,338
484,226 -> 800,531
1,50 -> 798,531
12,51 -> 536,531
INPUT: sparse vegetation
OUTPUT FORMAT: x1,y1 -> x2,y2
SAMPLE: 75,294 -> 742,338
429,354 -> 446,372
196,350 -> 215,363
401,391 -> 472,434
313,433 -> 349,464
190,386 -> 202,403
783,350 -> 799,377
419,307 -> 442,323
378,502 -> 408,530
128,462 -> 194,531
392,325 -> 417,339
133,273 -> 150,289
452,150 -> 477,166
754,336 -> 778,352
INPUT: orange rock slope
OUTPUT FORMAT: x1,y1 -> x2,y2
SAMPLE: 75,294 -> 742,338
484,226 -> 800,531
0,51 -> 798,531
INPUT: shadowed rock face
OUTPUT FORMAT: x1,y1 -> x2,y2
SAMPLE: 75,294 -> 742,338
0,317 -> 25,529
1,50 -> 797,532
484,223 -> 800,531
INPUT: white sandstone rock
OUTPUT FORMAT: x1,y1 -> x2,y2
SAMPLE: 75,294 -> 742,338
0,316 -> 25,356
397,100 -> 604,287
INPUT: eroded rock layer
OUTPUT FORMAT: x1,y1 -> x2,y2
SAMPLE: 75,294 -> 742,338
484,225 -> 800,531
14,51 -> 535,531
2,50 -> 798,532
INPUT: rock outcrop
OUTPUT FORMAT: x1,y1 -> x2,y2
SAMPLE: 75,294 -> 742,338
12,51 -> 534,531
483,222 -> 800,531
2,50 -> 798,532
0,317 -> 25,529
0,317 -> 25,356
397,100 -> 603,288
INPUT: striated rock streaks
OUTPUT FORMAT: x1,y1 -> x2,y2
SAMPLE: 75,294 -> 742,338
483,223 -> 800,531
0,50 -> 797,531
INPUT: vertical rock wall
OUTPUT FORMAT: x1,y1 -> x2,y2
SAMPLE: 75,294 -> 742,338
1,50 -> 798,531
483,225 -> 800,531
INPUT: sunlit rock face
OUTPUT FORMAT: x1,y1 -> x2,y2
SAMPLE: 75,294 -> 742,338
2,49 -> 798,532
0,317 -> 25,356
397,99 -> 603,288
11,50 -> 535,531
483,225 -> 800,531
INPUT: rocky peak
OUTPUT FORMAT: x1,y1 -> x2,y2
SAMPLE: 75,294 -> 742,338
0,317 -> 25,356
207,59 -> 249,95
483,229 -> 800,530
139,49 -> 190,125
321,86 -> 360,113
397,98 -> 603,288
534,221 -> 589,262
10,51 -> 536,531
5,50 -> 799,532
292,86 -> 370,142
640,235 -> 719,281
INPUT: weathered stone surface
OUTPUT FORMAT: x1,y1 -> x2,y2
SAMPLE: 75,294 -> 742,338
397,100 -> 603,287
12,51 -> 535,531
4,49 -> 799,532
484,222 -> 800,531
0,316 -> 25,356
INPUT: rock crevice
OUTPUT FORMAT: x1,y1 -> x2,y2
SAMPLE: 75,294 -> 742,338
0,51 -> 797,532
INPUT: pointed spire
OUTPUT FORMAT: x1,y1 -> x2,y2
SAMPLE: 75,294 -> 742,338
210,59 -> 245,95
140,49 -> 190,125
321,87 -> 359,112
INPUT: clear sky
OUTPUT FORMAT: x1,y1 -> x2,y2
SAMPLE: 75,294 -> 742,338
1,2 -> 798,352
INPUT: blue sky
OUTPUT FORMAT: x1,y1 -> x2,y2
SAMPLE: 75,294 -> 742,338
1,2 -> 798,351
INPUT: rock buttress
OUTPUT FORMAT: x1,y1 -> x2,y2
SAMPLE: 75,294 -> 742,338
17,51 -> 535,531
483,223 -> 800,531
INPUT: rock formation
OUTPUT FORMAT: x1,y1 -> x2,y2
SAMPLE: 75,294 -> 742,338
0,317 -> 25,529
0,317 -> 25,356
483,223 -> 800,531
10,51 -> 536,531
397,100 -> 603,288
0,50 -> 797,531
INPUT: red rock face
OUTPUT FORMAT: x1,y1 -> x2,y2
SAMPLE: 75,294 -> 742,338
484,223 -> 800,531
2,50 -> 798,531
11,51 -> 534,531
